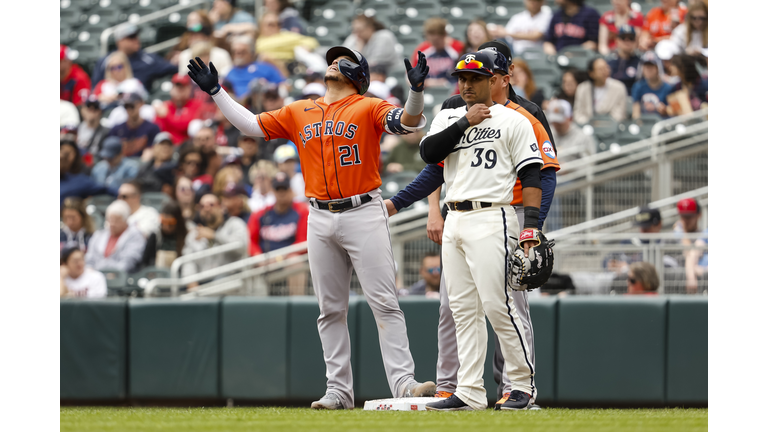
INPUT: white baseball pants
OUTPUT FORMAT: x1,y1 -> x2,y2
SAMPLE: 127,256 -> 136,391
442,205 -> 535,410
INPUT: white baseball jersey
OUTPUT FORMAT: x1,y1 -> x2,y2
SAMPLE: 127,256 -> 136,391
422,103 -> 543,204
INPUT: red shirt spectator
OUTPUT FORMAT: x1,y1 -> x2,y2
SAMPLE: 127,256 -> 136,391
641,0 -> 687,50
598,0 -> 644,54
153,74 -> 203,144
247,173 -> 308,256
60,45 -> 91,106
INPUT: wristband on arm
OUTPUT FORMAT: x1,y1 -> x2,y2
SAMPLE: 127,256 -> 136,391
404,89 -> 424,116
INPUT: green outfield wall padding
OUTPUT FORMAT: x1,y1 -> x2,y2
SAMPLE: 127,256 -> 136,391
221,297 -> 289,400
557,297 -> 667,403
287,296 -> 360,400
666,296 -> 707,403
529,297 -> 558,403
128,298 -> 220,398
61,299 -> 127,400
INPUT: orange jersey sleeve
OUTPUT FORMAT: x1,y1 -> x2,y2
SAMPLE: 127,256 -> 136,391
261,94 -> 402,200
505,100 -> 560,206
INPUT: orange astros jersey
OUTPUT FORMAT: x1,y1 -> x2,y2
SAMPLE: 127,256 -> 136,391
503,99 -> 560,205
257,93 -> 406,200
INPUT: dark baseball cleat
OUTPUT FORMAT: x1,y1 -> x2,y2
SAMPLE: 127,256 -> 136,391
499,390 -> 532,410
425,394 -> 473,411
494,392 -> 511,410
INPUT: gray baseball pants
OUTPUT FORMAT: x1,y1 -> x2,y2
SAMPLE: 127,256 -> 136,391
436,206 -> 537,401
307,191 -> 418,408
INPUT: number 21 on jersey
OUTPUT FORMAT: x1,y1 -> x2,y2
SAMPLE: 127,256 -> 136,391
339,145 -> 361,166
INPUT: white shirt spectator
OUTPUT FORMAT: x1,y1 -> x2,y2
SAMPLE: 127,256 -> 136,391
248,191 -> 276,214
505,6 -> 553,54
64,268 -> 108,298
669,24 -> 705,55
128,205 -> 161,238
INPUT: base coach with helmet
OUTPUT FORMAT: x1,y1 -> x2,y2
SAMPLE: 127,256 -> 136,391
187,47 -> 437,409
418,51 -> 547,411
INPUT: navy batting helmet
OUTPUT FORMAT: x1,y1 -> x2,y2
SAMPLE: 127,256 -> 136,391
325,46 -> 370,95
479,48 -> 509,75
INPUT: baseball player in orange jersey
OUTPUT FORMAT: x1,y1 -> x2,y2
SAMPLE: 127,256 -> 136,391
188,47 -> 436,409
385,44 -> 560,410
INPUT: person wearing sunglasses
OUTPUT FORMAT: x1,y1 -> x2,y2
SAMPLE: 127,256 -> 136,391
93,51 -> 145,106
91,23 -> 178,94
606,25 -> 641,94
117,181 -> 160,239
670,1 -> 707,56
399,252 -> 442,299
420,51 -> 544,412
109,92 -> 160,158
626,261 -> 660,295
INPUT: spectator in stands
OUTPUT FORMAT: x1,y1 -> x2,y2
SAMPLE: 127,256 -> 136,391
552,68 -> 589,109
340,15 -> 399,72
597,0 -> 644,56
248,160 -> 278,214
674,198 -> 707,293
173,176 -> 197,221
635,207 -> 663,235
639,0 -> 687,51
274,144 -> 306,202
573,57 -> 627,124
154,74 -> 204,145
60,45 -> 91,106
626,262 -> 660,295
176,15 -> 233,77
248,172 -> 308,256
61,138 -> 114,206
77,96 -> 110,161
117,181 -> 160,239
221,182 -> 251,223
463,20 -> 493,54
141,201 -> 188,269
60,100 -> 81,131
414,17 -> 463,88
209,0 -> 257,38
384,130 -> 427,175
225,35 -> 286,98
60,247 -> 107,298
665,54 -> 707,116
670,2 -> 707,56
400,252 -> 441,299
109,92 -> 160,158
264,0 -> 305,34
495,0 -> 552,55
92,51 -> 146,106
631,52 -> 673,119
134,132 -> 177,192
301,82 -> 326,101
256,12 -> 319,71
61,197 -> 95,252
237,134 -> 263,185
606,25 -> 641,94
103,79 -> 156,129
90,137 -> 140,190
511,58 -> 545,107
85,200 -> 146,273
92,23 -> 177,93
543,0 -> 601,55
181,193 -> 250,284
213,165 -> 248,196
546,99 -> 595,164
178,147 -> 205,182
192,126 -> 217,153
200,148 -> 223,189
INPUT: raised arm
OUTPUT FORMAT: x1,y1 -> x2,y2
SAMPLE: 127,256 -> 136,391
401,51 -> 430,127
187,57 -> 265,137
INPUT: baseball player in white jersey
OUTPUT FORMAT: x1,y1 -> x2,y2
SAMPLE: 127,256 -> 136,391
420,52 -> 543,411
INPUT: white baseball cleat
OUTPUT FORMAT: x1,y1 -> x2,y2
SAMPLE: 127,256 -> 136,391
402,381 -> 437,398
311,393 -> 346,410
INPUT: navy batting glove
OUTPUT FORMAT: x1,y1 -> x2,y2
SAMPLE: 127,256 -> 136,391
187,57 -> 221,95
404,51 -> 430,92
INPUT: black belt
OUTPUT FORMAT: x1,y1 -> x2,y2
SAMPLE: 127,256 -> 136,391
446,201 -> 493,212
314,194 -> 373,212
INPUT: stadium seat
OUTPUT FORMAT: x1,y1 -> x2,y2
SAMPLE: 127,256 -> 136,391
588,114 -> 619,141
396,1 -> 442,27
60,7 -> 88,28
64,0 -> 99,10
87,194 -> 115,216
441,1 -> 487,27
125,267 -> 171,297
358,1 -> 398,23
141,192 -> 168,211
555,45 -> 599,70
102,268 -> 129,296
529,63 -> 561,87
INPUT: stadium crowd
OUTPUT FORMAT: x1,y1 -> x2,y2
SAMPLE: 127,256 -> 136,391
60,0 -> 708,298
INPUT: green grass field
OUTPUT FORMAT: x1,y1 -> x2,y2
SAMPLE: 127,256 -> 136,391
60,407 -> 707,432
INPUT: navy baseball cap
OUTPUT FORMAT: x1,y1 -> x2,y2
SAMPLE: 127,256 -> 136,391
479,40 -> 512,67
272,172 -> 292,190
618,25 -> 636,37
634,207 -> 661,228
99,136 -> 123,159
479,48 -> 509,75
451,52 -> 494,77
